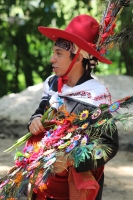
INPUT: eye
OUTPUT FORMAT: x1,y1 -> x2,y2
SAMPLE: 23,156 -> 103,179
56,51 -> 62,56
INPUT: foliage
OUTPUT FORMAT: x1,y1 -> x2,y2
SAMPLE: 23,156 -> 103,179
0,0 -> 90,97
0,0 -> 133,97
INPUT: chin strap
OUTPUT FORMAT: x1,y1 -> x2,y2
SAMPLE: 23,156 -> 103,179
58,48 -> 81,93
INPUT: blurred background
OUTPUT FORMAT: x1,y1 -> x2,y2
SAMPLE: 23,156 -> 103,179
0,1 -> 133,199
0,0 -> 133,98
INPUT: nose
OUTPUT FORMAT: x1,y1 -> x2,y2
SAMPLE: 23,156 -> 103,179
50,54 -> 56,63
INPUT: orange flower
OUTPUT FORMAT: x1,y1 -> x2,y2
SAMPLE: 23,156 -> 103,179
29,177 -> 34,184
66,113 -> 77,123
67,126 -> 77,133
97,119 -> 107,126
32,142 -> 41,152
14,172 -> 23,186
39,183 -> 47,192
58,105 -> 70,117
57,119 -> 65,125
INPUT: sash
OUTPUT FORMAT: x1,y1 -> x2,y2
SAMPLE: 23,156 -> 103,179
35,166 -> 104,200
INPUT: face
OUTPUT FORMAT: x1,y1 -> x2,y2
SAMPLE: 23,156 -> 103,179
50,46 -> 72,77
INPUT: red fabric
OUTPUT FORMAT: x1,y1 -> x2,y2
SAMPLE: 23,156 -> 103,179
68,167 -> 103,200
58,48 -> 81,93
91,166 -> 104,182
58,75 -> 68,93
27,132 -> 45,144
38,14 -> 112,64
27,132 -> 104,200
26,134 -> 104,200
35,167 -> 104,200
35,170 -> 69,200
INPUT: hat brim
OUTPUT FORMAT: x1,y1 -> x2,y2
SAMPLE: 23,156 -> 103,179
38,26 -> 112,64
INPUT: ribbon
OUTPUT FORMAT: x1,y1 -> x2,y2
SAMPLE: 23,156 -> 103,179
58,48 -> 81,93
68,166 -> 104,200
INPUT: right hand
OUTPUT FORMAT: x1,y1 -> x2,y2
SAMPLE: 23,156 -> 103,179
29,117 -> 45,135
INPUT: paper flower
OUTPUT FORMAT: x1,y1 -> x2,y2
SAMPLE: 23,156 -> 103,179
108,101 -> 120,113
71,134 -> 81,142
79,110 -> 89,120
80,136 -> 88,146
81,123 -> 89,129
44,157 -> 56,168
91,109 -> 101,119
62,132 -> 72,140
66,141 -> 78,153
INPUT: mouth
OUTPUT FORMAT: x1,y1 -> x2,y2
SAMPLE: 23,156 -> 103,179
52,66 -> 58,72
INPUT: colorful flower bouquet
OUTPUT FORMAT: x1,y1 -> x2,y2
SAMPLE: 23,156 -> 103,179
0,96 -> 133,200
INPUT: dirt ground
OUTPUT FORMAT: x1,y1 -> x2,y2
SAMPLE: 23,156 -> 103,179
0,133 -> 133,200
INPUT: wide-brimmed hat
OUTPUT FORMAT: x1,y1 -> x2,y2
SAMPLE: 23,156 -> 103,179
38,14 -> 112,64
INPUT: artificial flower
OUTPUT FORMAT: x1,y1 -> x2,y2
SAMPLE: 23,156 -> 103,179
39,183 -> 47,192
80,136 -> 88,146
108,101 -> 120,113
14,172 -> 23,186
81,123 -> 89,129
79,110 -> 89,120
91,109 -> 101,119
1,95 -> 133,199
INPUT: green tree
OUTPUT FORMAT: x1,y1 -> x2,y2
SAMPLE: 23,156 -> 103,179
0,0 -> 133,97
0,0 -> 90,97
119,5 -> 133,76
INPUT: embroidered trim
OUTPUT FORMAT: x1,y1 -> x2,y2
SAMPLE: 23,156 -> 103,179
68,90 -> 111,102
69,91 -> 91,98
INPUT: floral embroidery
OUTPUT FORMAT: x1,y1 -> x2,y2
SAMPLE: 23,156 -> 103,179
79,110 -> 89,120
108,101 -> 120,112
91,109 -> 101,119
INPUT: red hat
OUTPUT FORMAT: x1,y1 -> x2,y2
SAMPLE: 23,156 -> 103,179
38,14 -> 112,64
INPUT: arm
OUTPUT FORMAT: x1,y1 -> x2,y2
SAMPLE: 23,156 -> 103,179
53,118 -> 119,173
27,75 -> 58,134
75,123 -> 119,172
28,96 -> 49,126
28,96 -> 49,134
53,98 -> 119,173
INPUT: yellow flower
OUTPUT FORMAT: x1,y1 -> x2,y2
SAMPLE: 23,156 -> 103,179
81,123 -> 88,129
79,110 -> 89,120
33,143 -> 41,152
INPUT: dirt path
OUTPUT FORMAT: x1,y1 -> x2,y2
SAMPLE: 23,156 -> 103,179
0,138 -> 133,200
103,150 -> 133,200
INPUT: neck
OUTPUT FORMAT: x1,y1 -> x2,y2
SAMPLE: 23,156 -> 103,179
66,67 -> 85,87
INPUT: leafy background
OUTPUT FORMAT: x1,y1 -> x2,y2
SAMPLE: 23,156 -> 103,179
0,0 -> 133,97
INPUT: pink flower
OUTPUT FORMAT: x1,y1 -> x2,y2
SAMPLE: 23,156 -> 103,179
15,158 -> 27,167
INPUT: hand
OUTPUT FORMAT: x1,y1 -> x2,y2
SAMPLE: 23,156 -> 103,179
29,117 -> 45,135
